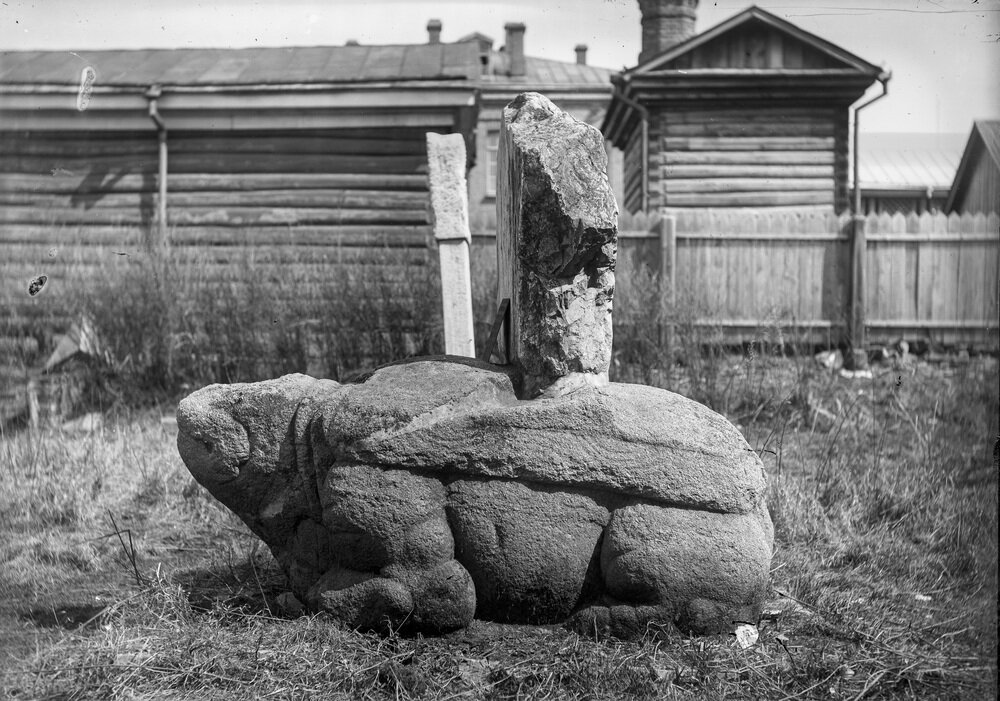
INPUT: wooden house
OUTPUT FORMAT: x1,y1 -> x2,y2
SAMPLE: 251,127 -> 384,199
946,120 -> 1000,215
0,42 -> 481,334
602,2 -> 888,213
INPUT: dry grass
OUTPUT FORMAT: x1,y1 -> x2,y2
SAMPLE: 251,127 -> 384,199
1,349 -> 995,700
0,239 -> 996,699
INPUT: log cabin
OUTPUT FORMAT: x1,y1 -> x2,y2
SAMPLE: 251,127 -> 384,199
602,1 -> 889,214
0,41 -> 486,339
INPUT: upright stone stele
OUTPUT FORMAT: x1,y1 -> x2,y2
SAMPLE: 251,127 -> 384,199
497,92 -> 617,397
426,132 -> 475,358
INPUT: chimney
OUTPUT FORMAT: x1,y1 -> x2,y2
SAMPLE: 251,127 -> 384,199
427,19 -> 442,44
575,44 -> 588,65
638,0 -> 698,64
504,22 -> 526,76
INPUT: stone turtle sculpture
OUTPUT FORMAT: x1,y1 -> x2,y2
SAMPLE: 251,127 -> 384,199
177,357 -> 773,638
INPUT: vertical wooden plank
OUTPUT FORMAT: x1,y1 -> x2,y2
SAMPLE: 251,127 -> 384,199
986,225 -> 1000,328
849,216 -> 867,356
660,216 -> 677,353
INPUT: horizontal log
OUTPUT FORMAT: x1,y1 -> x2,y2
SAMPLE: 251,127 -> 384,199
665,164 -> 833,178
0,188 -> 430,210
9,127 -> 443,143
664,178 -> 835,193
661,136 -> 835,151
659,107 -> 835,124
168,136 -> 430,157
0,224 -> 433,248
0,172 -> 429,194
0,155 -> 157,174
0,137 -> 158,158
663,190 -> 834,207
2,257 -> 432,285
659,150 -> 834,166
664,122 -> 837,138
0,206 -> 430,226
1,109 -> 460,132
1,134 -> 430,158
1,152 -> 429,176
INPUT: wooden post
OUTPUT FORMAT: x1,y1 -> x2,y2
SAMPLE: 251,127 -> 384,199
659,215 -> 677,357
426,132 -> 475,357
496,92 -> 618,398
848,214 -> 868,368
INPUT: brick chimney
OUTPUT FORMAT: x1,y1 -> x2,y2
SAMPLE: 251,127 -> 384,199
427,19 -> 442,44
638,0 -> 698,64
575,44 -> 588,65
504,22 -> 526,76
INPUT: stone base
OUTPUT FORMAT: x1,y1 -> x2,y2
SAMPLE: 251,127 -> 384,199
176,357 -> 774,637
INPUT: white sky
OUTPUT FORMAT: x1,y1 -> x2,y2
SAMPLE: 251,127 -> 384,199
2,0 -> 998,135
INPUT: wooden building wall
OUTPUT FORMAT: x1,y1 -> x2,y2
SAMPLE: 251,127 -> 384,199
648,103 -> 847,211
0,127 -> 437,333
622,126 -> 644,213
951,151 -> 1000,214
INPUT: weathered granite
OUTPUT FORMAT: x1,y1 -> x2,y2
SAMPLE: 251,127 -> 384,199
496,92 -> 617,397
177,359 -> 773,637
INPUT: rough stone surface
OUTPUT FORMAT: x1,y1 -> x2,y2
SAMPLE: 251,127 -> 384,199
177,358 -> 773,637
425,133 -> 471,244
497,92 -> 617,396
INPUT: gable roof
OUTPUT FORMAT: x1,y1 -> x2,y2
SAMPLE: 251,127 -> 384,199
0,42 -> 481,89
627,5 -> 882,78
945,120 -> 1000,211
603,5 -> 887,147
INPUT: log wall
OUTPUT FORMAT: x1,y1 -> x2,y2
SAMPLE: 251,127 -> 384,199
0,128 -> 438,333
650,104 -> 848,211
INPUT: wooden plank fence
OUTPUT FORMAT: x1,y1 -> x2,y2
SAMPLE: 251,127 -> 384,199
616,209 -> 1000,350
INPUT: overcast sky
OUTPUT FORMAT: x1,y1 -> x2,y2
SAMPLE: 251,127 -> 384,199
1,0 -> 998,135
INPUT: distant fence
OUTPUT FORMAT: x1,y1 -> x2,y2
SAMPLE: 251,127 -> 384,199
616,209 -> 999,350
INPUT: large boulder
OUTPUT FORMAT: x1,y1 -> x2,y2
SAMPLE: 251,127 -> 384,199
177,358 -> 773,637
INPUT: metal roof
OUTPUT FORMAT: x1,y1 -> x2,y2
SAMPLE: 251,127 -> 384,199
485,54 -> 612,88
857,132 -> 966,191
0,42 -> 481,87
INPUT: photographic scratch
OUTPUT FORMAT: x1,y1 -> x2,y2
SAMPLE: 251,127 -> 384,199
77,65 -> 96,112
27,275 -> 48,297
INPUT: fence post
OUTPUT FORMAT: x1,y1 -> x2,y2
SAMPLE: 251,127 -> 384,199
496,92 -> 617,397
426,132 -> 476,357
659,215 -> 676,357
847,214 -> 868,368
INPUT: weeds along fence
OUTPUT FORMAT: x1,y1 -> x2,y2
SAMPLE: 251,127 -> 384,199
614,209 -> 1000,352
1,222 -> 444,404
